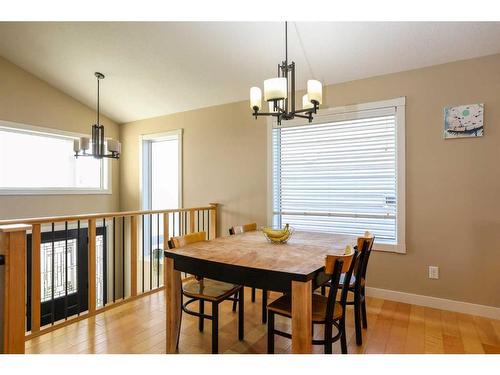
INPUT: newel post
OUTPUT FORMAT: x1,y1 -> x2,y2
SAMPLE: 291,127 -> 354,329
208,203 -> 219,239
0,224 -> 31,354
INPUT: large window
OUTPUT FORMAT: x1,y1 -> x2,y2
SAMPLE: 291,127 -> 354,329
0,122 -> 109,194
270,98 -> 405,253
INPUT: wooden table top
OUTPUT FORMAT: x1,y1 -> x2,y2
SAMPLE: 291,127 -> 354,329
164,230 -> 357,278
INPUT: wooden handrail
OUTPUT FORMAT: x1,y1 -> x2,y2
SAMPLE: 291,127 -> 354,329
0,205 -> 216,226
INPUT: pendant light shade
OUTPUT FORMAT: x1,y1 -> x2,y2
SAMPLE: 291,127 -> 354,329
264,77 -> 287,101
302,94 -> 314,110
250,87 -> 262,110
307,79 -> 323,104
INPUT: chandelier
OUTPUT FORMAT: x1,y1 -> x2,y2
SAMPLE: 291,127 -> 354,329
74,72 -> 121,159
250,22 -> 323,126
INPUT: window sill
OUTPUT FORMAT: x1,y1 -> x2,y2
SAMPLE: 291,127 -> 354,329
373,242 -> 406,254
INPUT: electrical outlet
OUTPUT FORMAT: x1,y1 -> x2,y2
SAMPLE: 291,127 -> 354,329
428,266 -> 439,279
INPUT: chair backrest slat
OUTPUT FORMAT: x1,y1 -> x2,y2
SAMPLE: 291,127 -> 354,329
171,231 -> 206,248
229,222 -> 257,235
324,257 -> 346,323
354,236 -> 375,290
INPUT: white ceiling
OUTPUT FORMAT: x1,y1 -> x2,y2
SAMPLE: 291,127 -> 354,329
1,22 -> 500,124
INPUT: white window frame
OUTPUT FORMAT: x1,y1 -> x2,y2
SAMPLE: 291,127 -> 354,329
0,120 -> 112,196
139,129 -> 183,210
267,97 -> 406,254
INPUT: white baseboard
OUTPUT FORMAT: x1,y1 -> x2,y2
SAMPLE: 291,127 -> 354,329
365,287 -> 500,320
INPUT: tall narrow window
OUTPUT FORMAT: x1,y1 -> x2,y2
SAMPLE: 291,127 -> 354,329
271,98 -> 405,253
141,130 -> 182,288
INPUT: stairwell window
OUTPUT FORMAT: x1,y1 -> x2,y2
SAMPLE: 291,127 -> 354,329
270,98 -> 406,253
0,121 -> 110,195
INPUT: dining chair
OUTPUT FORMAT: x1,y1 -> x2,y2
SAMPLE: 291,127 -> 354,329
229,222 -> 269,324
321,235 -> 375,346
341,235 -> 375,345
266,249 -> 360,354
170,231 -> 245,354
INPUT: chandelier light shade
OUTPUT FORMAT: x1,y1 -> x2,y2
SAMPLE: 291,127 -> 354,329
250,22 -> 323,125
302,94 -> 314,110
250,87 -> 262,110
74,72 -> 120,160
307,79 -> 323,104
264,77 -> 288,101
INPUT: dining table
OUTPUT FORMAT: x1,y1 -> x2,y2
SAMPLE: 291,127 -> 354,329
164,230 -> 357,354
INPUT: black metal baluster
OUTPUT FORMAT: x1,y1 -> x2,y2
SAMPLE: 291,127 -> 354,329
202,210 -> 205,232
113,217 -> 116,303
142,214 -> 145,293
172,211 -> 175,237
122,216 -> 125,299
157,213 -> 160,288
64,221 -> 68,320
77,220 -> 81,316
207,210 -> 210,240
150,213 -> 153,290
51,222 -> 55,325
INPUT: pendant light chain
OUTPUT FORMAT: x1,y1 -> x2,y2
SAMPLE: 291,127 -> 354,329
97,75 -> 100,125
285,21 -> 288,65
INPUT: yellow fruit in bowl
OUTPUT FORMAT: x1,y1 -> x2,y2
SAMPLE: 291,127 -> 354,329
262,224 -> 293,243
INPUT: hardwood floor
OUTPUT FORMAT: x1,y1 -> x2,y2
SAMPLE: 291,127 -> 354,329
25,288 -> 500,354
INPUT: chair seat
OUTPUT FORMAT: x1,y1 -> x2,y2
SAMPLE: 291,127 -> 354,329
183,278 -> 241,301
267,293 -> 343,322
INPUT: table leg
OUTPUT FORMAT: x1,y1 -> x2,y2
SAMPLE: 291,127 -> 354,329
291,280 -> 312,353
165,257 -> 182,353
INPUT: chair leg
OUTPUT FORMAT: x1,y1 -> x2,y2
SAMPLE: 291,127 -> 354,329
324,323 -> 333,354
267,310 -> 275,354
238,288 -> 245,341
321,285 -> 326,296
198,299 -> 204,332
262,290 -> 268,324
361,291 -> 368,329
176,308 -> 183,351
232,291 -> 238,312
354,295 -> 363,346
212,301 -> 219,354
340,317 -> 348,354
251,287 -> 256,302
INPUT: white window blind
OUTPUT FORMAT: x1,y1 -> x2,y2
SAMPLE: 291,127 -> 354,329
272,106 -> 400,245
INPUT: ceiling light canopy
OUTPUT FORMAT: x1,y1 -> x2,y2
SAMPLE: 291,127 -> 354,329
74,72 -> 121,159
250,22 -> 322,125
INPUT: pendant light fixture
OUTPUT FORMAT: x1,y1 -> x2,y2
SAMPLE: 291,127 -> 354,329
74,72 -> 120,159
250,22 -> 323,126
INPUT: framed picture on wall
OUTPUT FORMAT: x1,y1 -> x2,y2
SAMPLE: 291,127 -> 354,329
444,103 -> 484,139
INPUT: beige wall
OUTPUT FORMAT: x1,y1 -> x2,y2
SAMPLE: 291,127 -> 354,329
121,53 -> 500,307
0,56 -> 120,219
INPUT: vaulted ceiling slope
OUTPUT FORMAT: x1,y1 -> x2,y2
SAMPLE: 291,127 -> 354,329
1,22 -> 500,123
